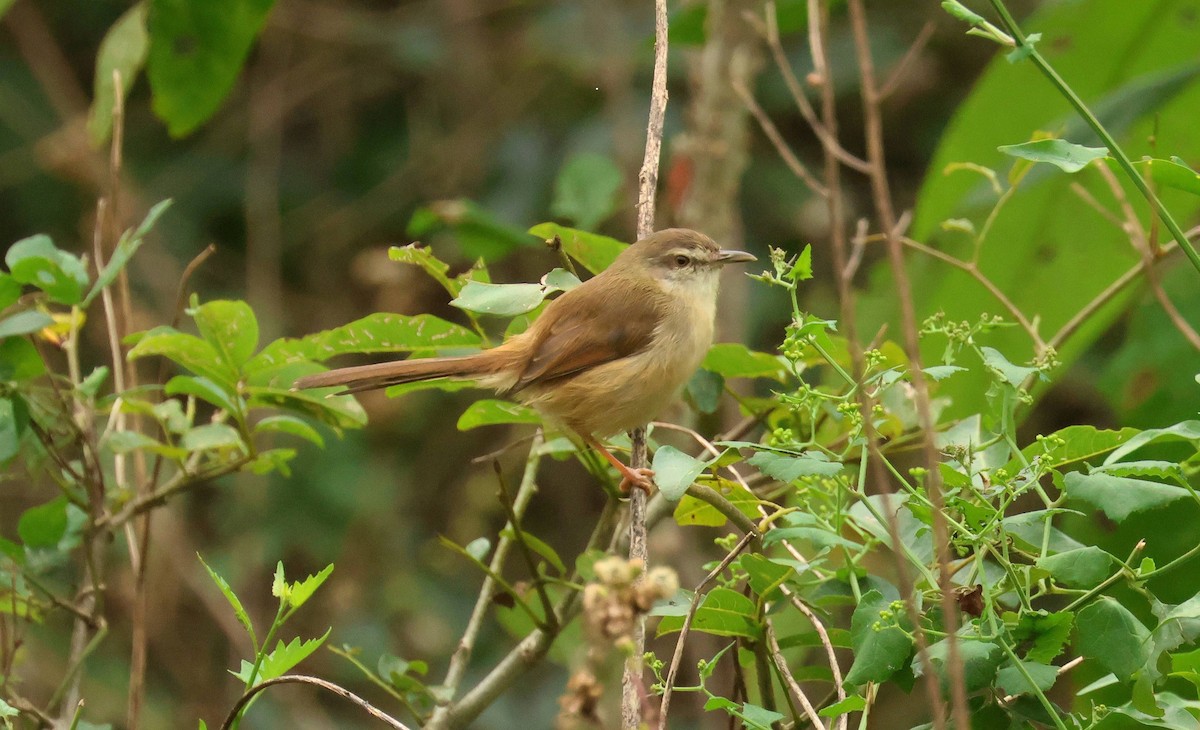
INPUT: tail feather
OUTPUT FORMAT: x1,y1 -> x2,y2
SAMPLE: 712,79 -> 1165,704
294,354 -> 494,394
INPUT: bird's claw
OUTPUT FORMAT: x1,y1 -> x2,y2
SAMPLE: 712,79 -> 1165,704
618,467 -> 656,496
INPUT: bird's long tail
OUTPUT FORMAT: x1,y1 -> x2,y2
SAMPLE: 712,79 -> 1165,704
293,353 -> 497,395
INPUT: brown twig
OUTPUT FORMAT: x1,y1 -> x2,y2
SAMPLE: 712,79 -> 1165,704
657,531 -> 756,728
731,77 -> 828,197
765,621 -> 827,729
878,21 -> 935,101
845,3 -> 968,727
219,674 -> 412,730
624,0 -> 670,725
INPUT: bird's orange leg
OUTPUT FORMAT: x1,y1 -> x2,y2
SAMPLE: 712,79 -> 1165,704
584,435 -> 655,495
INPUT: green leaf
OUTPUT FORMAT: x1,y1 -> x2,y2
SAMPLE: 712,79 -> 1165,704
5,235 -> 90,305
88,3 -> 150,145
249,313 -> 481,371
253,415 -> 325,447
1037,546 -> 1116,588
941,0 -> 986,25
194,300 -> 259,370
387,243 -> 468,297
736,702 -> 785,730
451,281 -> 546,317
701,343 -> 786,380
673,481 -> 758,526
923,364 -> 967,381
198,554 -> 257,647
528,223 -> 627,274
1064,471 -> 1188,522
0,698 -> 18,718
551,153 -> 622,230
235,630 -> 331,683
85,199 -> 172,305
105,430 -> 188,459
652,445 -> 709,501
287,564 -> 334,610
787,244 -> 813,282
499,528 -> 566,574
998,138 -> 1109,173
1092,460 -> 1186,482
0,338 -> 45,381
748,450 -> 842,482
1138,156 -> 1200,196
738,554 -> 793,602
686,368 -> 724,414
980,345 -> 1039,388
127,326 -> 238,386
456,399 -> 540,431
1106,421 -> 1200,464
1004,425 -> 1139,473
463,537 -> 491,563
1078,597 -> 1151,678
845,589 -> 913,685
1010,610 -> 1075,664
996,660 -> 1059,696
18,496 -> 69,548
0,273 -> 20,310
165,375 -> 241,414
656,587 -> 761,639
180,423 -> 245,452
0,310 -> 53,339
917,637 -> 1002,692
245,386 -> 367,430
819,694 -> 867,718
0,396 -> 28,463
146,0 -> 276,136
407,199 -> 538,260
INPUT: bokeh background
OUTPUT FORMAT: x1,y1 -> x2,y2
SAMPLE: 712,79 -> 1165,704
3,0 -> 1198,727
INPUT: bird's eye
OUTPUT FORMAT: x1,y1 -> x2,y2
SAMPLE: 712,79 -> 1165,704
673,254 -> 690,267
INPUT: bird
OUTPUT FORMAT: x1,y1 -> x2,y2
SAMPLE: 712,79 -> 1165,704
294,228 -> 755,493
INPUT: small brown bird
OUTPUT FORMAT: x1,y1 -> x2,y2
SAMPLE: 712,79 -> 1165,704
294,228 -> 755,492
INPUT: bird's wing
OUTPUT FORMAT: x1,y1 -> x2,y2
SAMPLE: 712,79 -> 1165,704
510,277 -> 664,392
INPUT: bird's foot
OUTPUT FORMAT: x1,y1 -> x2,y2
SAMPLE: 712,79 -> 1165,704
618,467 -> 656,495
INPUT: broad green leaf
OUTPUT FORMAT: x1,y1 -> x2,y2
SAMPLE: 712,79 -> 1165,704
1010,610 -> 1075,664
655,587 -> 761,639
673,480 -> 758,526
702,697 -> 784,730
246,447 -> 296,476
0,273 -> 20,310
388,243 -> 458,296
528,223 -> 626,274
0,338 -> 45,381
1092,460 -> 1186,482
762,525 -> 860,552
998,138 -> 1108,173
844,589 -> 913,685
194,300 -> 259,369
1138,156 -> 1200,196
748,450 -> 842,482
0,396 -> 27,463
287,564 -> 334,610
88,3 -> 149,145
702,343 -> 786,380
0,310 -> 53,339
1099,693 -> 1200,730
146,0 -> 276,136
541,268 -> 581,292
18,496 -> 69,548
249,313 -> 481,371
917,637 -> 1002,692
737,554 -> 793,602
85,199 -> 172,305
1004,425 -> 1139,473
451,281 -> 546,317
996,660 -> 1059,696
787,244 -> 813,281
456,399 -> 540,431
180,423 -> 245,452
551,153 -> 622,230
463,537 -> 491,563
1037,546 -> 1116,588
499,528 -> 566,575
1064,471 -> 1188,522
5,235 -> 89,305
652,445 -> 709,501
127,327 -> 238,386
253,415 -> 325,447
980,346 -> 1039,388
779,628 -> 853,650
1106,421 -> 1200,464
165,375 -> 240,414
198,554 -> 257,647
819,694 -> 867,718
923,364 -> 967,381
686,368 -> 724,414
865,0 -> 1200,420
105,430 -> 188,460
378,654 -> 430,693
1078,597 -> 1151,678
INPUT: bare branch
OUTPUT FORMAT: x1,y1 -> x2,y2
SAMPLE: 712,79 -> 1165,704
220,675 -> 412,730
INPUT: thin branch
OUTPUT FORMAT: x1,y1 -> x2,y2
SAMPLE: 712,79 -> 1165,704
492,459 -> 558,631
428,431 -> 545,726
219,675 -> 411,730
878,21 -> 935,100
658,531 -> 756,728
625,0 -> 670,725
765,621 -> 827,730
732,76 -> 828,197
846,2 -> 968,726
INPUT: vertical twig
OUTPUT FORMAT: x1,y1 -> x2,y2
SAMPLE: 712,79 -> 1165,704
624,0 -> 669,726
845,1 -> 969,727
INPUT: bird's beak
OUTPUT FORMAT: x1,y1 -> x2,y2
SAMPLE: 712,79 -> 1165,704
715,249 -> 756,264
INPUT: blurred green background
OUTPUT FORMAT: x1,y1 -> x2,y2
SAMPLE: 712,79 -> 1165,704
2,0 -> 1198,726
